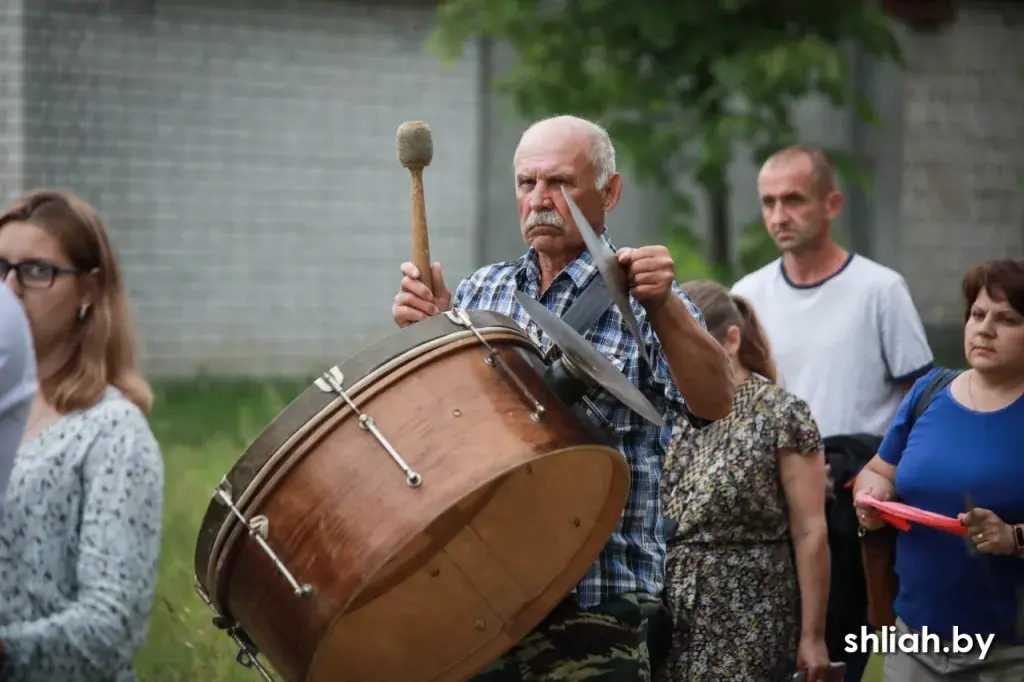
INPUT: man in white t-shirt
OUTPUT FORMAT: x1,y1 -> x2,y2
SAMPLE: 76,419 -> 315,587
732,144 -> 933,435
0,283 -> 36,506
731,145 -> 933,681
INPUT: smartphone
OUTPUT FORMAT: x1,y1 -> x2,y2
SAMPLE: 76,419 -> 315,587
791,662 -> 846,681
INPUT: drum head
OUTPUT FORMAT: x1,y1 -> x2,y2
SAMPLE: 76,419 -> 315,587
308,443 -> 629,681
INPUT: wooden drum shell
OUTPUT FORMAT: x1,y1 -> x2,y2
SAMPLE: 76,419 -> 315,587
193,311 -> 630,682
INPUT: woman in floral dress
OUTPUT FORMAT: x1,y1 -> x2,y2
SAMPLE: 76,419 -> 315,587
0,189 -> 163,681
656,280 -> 832,682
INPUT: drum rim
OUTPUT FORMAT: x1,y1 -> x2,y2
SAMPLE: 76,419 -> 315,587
192,309 -> 536,602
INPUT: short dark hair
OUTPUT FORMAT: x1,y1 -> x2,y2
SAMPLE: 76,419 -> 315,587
761,144 -> 836,196
962,259 -> 1024,322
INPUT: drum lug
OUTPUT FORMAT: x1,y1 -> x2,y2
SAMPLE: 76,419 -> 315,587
249,515 -> 269,539
194,578 -> 278,681
445,307 -> 547,424
214,478 -> 316,598
316,367 -> 424,488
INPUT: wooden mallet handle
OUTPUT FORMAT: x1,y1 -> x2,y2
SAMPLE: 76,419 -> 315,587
397,121 -> 434,294
408,167 -> 432,293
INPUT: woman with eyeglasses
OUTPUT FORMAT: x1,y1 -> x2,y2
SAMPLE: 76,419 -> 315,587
0,189 -> 163,681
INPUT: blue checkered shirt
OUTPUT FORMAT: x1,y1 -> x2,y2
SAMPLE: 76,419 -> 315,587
450,229 -> 707,609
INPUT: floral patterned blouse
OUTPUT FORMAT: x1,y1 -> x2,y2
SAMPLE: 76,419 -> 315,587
655,373 -> 824,681
0,387 -> 163,682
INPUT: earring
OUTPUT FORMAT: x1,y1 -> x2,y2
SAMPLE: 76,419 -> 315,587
78,304 -> 90,321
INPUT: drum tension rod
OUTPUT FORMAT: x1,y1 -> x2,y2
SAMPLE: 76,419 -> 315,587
194,579 -> 278,682
445,308 -> 547,424
315,367 -> 424,487
215,479 -> 316,598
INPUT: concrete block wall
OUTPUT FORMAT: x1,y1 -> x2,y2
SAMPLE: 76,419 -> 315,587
8,0 -> 482,378
894,2 -> 1024,329
3,0 -> 1021,377
0,0 -> 25,202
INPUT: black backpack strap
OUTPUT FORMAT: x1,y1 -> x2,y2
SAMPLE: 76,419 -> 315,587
909,368 -> 962,428
561,272 -> 614,334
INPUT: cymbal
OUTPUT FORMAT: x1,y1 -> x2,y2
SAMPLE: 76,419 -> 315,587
561,186 -> 650,367
514,290 -> 664,427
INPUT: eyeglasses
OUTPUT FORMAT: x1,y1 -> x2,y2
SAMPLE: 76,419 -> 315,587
0,258 -> 81,289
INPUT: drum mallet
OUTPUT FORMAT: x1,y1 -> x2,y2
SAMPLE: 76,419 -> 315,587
397,121 -> 434,293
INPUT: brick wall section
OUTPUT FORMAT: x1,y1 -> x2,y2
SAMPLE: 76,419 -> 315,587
0,0 -> 24,202
896,2 -> 1024,328
14,0 -> 481,378
5,1 -> 1022,377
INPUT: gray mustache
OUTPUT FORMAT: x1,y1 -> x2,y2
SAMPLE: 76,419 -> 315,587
526,210 -> 564,232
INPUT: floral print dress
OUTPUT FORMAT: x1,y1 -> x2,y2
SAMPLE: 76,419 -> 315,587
655,374 -> 823,682
0,387 -> 164,682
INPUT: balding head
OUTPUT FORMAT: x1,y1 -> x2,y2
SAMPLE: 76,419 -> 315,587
514,115 -> 617,190
759,145 -> 836,198
511,115 -> 623,262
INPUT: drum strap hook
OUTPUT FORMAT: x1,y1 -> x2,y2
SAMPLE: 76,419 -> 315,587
194,578 -> 279,681
228,626 -> 277,681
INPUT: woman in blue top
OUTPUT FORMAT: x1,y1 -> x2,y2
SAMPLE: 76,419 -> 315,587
854,258 -> 1024,681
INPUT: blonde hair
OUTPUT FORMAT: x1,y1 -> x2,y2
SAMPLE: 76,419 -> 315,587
0,189 -> 153,414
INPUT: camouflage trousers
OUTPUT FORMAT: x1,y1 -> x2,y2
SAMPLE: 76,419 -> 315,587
469,593 -> 654,681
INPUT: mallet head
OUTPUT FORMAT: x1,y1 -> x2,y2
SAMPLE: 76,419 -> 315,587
397,121 -> 433,171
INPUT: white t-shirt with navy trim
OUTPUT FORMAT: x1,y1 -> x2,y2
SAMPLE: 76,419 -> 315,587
0,285 -> 36,505
731,253 -> 934,439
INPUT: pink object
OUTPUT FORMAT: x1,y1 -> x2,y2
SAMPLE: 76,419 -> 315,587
855,493 -> 968,537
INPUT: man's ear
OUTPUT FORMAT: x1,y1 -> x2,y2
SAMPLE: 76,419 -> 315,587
601,172 -> 623,214
825,189 -> 844,223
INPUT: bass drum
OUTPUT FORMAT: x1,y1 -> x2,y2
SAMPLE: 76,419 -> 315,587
193,308 -> 630,682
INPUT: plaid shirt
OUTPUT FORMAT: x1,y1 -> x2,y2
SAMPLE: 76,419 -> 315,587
450,229 -> 707,609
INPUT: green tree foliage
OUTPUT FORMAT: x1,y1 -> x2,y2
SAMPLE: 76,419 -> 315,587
431,0 -> 903,282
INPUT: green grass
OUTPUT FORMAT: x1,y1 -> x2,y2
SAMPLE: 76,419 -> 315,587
136,378 -> 308,681
865,653 -> 883,680
134,378 -> 884,681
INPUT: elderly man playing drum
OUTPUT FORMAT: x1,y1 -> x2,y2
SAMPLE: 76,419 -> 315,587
392,114 -> 734,682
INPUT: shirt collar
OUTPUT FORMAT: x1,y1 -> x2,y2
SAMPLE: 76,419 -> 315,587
515,228 -> 615,292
